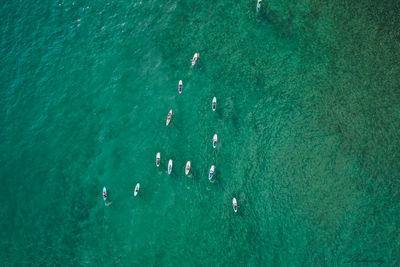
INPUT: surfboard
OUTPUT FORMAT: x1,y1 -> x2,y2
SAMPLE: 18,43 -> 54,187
178,80 -> 182,94
185,161 -> 191,175
213,134 -> 218,148
191,53 -> 199,67
103,187 -> 107,201
134,183 -> 140,196
168,159 -> 173,175
166,109 -> 173,126
209,165 -> 215,181
156,152 -> 160,167
212,97 -> 216,111
233,198 -> 238,212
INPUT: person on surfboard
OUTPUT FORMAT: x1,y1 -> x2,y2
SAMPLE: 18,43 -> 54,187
257,0 -> 262,11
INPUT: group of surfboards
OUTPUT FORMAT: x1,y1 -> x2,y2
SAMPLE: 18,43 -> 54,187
102,1 -> 263,210
161,53 -> 238,213
103,53 -> 238,212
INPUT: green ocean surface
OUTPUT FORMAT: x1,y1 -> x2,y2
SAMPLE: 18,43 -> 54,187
1,0 -> 400,265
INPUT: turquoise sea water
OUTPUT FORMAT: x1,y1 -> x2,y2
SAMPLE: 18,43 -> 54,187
1,0 -> 400,265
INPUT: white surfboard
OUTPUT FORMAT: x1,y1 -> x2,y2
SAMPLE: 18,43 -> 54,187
212,97 -> 216,111
168,159 -> 173,175
178,80 -> 183,94
256,0 -> 261,12
156,152 -> 160,167
134,183 -> 140,196
208,165 -> 215,181
213,134 -> 217,148
103,187 -> 107,201
185,161 -> 191,175
191,53 -> 199,67
233,198 -> 238,212
166,109 -> 173,126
